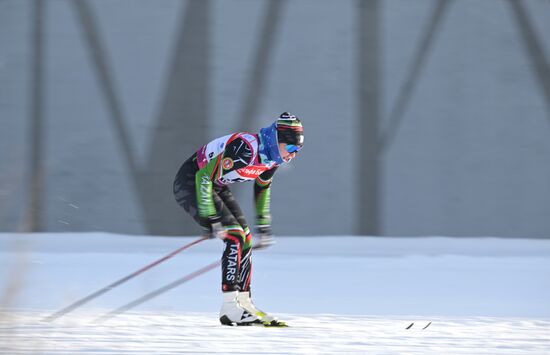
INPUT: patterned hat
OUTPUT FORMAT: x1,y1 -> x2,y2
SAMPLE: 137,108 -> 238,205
276,112 -> 304,146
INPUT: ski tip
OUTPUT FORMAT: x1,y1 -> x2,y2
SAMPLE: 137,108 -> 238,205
405,321 -> 431,330
262,320 -> 288,327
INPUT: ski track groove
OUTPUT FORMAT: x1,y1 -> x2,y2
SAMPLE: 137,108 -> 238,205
1,311 -> 549,354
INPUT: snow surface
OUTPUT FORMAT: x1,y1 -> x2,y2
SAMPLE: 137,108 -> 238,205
1,233 -> 549,354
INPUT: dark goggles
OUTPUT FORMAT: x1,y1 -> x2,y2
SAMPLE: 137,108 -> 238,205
285,144 -> 302,153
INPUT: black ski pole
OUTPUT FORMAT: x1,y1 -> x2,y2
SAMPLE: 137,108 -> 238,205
94,260 -> 220,323
43,236 -> 208,322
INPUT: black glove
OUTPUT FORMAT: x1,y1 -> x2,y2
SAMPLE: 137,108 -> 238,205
203,215 -> 226,239
254,225 -> 275,250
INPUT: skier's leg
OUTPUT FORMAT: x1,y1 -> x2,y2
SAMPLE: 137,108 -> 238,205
174,158 -> 248,292
175,165 -> 245,291
215,186 -> 253,292
215,187 -> 285,326
210,188 -> 261,325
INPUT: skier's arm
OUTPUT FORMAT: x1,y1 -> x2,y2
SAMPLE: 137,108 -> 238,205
195,156 -> 222,220
254,167 -> 278,226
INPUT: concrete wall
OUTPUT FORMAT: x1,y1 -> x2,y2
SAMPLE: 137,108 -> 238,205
1,0 -> 549,238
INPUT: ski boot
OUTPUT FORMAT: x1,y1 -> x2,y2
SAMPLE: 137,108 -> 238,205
237,291 -> 287,327
219,291 -> 263,326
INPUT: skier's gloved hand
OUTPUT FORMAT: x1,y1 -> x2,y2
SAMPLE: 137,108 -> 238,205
203,215 -> 226,239
255,225 -> 275,250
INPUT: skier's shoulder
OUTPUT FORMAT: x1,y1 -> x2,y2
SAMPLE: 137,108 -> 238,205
202,132 -> 257,152
223,132 -> 260,166
228,132 -> 260,147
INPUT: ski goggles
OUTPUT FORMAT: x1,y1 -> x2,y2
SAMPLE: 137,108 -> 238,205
285,144 -> 302,154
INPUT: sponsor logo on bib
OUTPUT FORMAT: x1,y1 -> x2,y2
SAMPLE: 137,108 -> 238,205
237,166 -> 269,178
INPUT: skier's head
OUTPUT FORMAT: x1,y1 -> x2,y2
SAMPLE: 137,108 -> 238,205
276,112 -> 304,162
259,112 -> 304,164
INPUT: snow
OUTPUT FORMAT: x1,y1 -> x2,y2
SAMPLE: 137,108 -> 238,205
1,233 -> 550,354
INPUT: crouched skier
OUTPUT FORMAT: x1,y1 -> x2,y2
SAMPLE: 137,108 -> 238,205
173,112 -> 304,326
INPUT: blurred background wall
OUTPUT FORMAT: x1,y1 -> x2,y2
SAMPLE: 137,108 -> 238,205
1,0 -> 549,238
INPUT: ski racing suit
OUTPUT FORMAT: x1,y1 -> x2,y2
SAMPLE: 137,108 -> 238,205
173,132 -> 278,292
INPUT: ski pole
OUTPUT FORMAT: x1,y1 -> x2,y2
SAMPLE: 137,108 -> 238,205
43,236 -> 208,322
94,243 -> 267,322
94,259 -> 220,323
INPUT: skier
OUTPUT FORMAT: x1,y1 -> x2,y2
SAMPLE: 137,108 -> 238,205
173,112 -> 304,327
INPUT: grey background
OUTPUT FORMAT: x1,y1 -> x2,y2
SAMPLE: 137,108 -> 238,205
1,0 -> 549,238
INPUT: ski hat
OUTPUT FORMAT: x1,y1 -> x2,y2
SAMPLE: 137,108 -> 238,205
276,112 -> 304,146
259,112 -> 304,164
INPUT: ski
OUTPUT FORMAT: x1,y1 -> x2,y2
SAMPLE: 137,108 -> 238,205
220,319 -> 288,327
262,319 -> 288,327
254,312 -> 288,327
